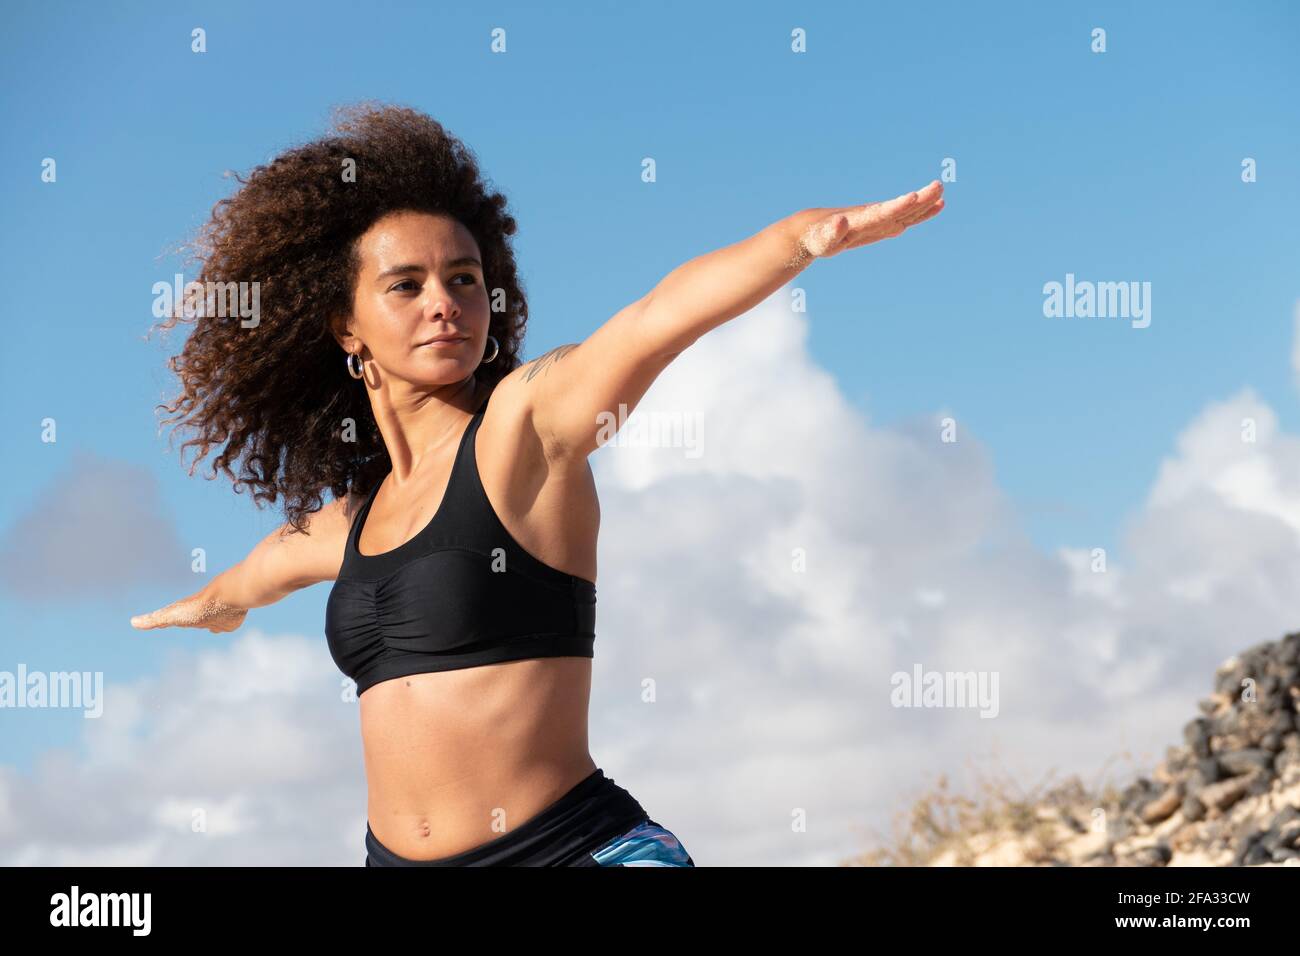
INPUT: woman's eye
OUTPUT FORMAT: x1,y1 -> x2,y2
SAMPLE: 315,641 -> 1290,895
388,275 -> 475,293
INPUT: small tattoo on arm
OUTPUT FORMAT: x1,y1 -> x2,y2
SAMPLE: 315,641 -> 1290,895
522,344 -> 577,382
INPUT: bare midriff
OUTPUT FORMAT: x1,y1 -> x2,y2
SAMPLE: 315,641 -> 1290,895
360,656 -> 597,860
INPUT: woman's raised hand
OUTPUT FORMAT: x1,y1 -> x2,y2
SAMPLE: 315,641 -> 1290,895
798,180 -> 945,261
130,587 -> 248,633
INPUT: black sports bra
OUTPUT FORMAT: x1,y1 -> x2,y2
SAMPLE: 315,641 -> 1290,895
325,393 -> 597,696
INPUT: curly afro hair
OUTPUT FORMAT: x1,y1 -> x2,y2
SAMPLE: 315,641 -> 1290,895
151,102 -> 528,532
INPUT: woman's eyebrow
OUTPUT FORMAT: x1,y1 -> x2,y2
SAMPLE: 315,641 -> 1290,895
374,256 -> 482,281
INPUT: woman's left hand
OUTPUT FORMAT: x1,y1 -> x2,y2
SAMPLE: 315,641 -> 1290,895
798,180 -> 945,261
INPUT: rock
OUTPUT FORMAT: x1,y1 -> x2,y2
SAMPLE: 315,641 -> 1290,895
1243,639 -> 1274,660
1189,758 -> 1222,791
1217,749 -> 1275,776
1210,709 -> 1241,736
1120,779 -> 1160,815
1215,673 -> 1241,698
1140,786 -> 1183,824
1180,795 -> 1206,822
1196,774 -> 1256,812
1236,841 -> 1272,866
1126,843 -> 1173,867
1198,692 -> 1233,715
1060,810 -> 1089,835
1183,719 -> 1211,758
1278,633 -> 1300,664
1158,746 -> 1194,781
901,628 -> 1300,869
1213,733 -> 1254,752
1273,750 -> 1300,778
1269,806 -> 1300,830
1215,654 -> 1242,677
1246,773 -> 1273,797
1260,820 -> 1300,853
1268,710 -> 1295,735
1079,850 -> 1116,867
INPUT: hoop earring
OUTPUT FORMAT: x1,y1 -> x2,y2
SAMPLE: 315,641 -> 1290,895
346,351 -> 365,380
481,335 -> 499,364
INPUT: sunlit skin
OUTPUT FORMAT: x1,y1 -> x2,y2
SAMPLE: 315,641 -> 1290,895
792,180 -> 944,265
335,210 -> 495,505
130,183 -> 944,859
327,211 -> 602,857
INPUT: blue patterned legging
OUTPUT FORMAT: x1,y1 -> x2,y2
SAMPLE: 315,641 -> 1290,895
587,819 -> 695,866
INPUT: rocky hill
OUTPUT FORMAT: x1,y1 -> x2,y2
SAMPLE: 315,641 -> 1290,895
849,631 -> 1300,867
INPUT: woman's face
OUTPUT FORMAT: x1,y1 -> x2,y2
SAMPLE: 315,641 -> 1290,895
340,209 -> 490,387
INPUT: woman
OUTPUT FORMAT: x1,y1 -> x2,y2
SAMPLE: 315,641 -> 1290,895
130,104 -> 944,866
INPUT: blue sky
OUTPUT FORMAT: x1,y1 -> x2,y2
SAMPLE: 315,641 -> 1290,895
0,1 -> 1297,863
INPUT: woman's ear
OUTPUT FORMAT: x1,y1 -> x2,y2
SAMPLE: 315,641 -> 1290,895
329,314 -> 356,352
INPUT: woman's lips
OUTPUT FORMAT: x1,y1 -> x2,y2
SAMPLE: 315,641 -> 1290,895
417,337 -> 468,348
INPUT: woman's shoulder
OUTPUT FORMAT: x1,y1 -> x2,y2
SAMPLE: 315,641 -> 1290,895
297,489 -> 372,537
483,353 -> 579,465
471,368 -> 600,581
476,371 -> 545,463
473,369 -> 593,499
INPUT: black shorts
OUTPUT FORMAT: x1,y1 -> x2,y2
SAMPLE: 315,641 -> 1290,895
364,767 -> 695,866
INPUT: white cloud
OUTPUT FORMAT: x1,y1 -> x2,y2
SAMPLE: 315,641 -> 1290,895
3,289 -> 1299,865
0,450 -> 192,601
0,630 -> 364,866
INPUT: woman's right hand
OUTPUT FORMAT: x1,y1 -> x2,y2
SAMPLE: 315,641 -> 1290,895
130,587 -> 248,633
129,494 -> 362,634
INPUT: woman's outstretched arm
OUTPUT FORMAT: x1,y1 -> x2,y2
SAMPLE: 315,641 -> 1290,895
514,180 -> 945,461
129,493 -> 362,632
